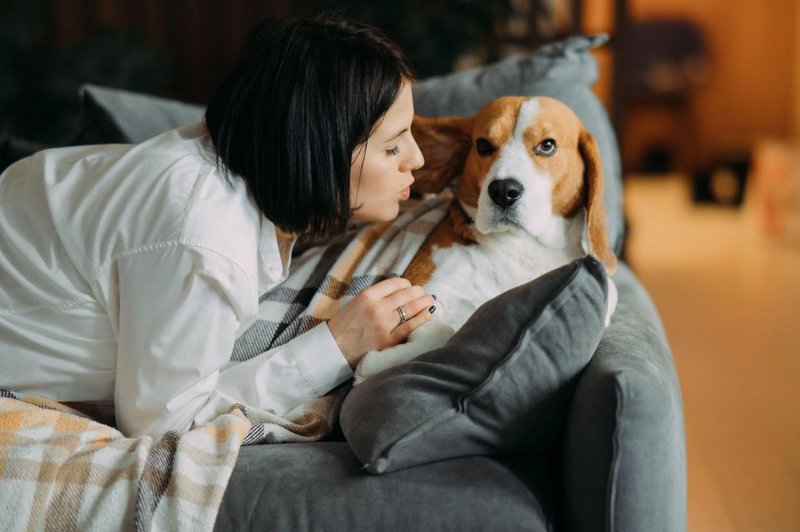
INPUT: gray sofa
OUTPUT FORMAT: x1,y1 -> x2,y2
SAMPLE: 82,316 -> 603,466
214,263 -> 685,532
74,35 -> 686,532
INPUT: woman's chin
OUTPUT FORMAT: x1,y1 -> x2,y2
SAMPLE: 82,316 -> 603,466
352,204 -> 400,224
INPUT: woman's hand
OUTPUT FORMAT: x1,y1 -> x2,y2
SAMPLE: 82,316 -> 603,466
327,278 -> 436,368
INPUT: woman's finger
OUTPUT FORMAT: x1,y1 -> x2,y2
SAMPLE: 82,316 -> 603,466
391,300 -> 437,339
392,294 -> 436,326
364,277 -> 412,299
384,284 -> 426,309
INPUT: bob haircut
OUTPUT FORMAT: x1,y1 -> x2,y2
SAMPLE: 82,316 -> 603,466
205,16 -> 415,236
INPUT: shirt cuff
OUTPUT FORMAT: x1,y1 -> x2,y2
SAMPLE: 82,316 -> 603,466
289,323 -> 353,396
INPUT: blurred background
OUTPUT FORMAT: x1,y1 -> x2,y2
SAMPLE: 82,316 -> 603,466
1,1 -> 798,529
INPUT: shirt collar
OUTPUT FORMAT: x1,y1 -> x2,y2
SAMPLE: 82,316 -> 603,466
258,216 -> 295,291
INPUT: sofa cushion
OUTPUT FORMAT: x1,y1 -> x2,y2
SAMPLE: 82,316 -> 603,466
214,442 -> 557,532
339,256 -> 608,474
562,263 -> 687,531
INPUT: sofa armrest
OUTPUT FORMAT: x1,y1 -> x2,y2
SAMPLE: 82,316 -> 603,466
562,263 -> 687,531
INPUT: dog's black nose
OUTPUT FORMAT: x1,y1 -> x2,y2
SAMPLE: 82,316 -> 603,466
488,178 -> 524,208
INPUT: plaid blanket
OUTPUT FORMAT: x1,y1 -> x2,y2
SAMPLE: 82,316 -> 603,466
0,195 -> 449,531
229,194 -> 449,443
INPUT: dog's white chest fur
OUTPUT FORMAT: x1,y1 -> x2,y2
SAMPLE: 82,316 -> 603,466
426,227 -> 583,330
353,221 -> 587,385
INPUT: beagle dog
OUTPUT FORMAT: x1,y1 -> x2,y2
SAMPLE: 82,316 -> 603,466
354,96 -> 618,384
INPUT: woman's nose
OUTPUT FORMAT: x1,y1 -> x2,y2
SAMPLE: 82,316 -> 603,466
405,135 -> 425,172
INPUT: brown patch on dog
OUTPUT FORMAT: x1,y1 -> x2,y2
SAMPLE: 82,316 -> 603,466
456,97 -> 524,210
411,115 -> 473,194
579,128 -> 618,274
402,247 -> 436,286
512,98 -> 585,218
403,202 -> 477,285
482,98 -> 522,142
447,200 -> 479,244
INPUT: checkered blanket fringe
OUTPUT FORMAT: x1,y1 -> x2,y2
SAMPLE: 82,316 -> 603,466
0,195 -> 449,531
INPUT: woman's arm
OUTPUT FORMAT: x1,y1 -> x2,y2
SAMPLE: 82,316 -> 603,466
111,243 -> 434,438
113,244 -> 352,438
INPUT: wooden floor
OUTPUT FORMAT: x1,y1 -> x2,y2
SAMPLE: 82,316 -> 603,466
624,175 -> 800,531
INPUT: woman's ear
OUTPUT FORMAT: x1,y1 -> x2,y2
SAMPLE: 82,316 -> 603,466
579,129 -> 618,274
410,114 -> 474,194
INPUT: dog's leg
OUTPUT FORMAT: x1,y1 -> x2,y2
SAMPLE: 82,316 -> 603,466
353,319 -> 455,385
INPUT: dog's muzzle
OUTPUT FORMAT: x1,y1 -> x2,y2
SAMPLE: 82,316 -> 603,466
488,178 -> 524,208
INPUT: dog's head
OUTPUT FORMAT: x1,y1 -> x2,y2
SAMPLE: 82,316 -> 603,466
411,96 -> 617,273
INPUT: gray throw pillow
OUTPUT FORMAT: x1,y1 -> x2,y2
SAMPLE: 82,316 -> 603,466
74,84 -> 205,145
339,256 -> 609,474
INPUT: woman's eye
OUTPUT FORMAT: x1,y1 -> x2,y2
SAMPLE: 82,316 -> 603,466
476,138 -> 495,157
534,139 -> 557,156
386,146 -> 400,157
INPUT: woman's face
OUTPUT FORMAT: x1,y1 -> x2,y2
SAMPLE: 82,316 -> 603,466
349,82 -> 424,223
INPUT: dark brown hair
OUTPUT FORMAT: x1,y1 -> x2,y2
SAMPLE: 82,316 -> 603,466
205,16 -> 415,236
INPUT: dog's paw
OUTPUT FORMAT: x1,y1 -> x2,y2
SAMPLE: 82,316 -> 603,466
352,350 -> 383,386
352,341 -> 424,386
352,323 -> 456,386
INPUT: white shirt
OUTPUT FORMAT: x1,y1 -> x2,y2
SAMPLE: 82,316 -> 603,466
0,122 -> 353,438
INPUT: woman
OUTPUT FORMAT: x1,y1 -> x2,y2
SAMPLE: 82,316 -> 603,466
0,17 -> 435,438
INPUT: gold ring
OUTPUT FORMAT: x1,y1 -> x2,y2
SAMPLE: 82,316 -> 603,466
396,306 -> 409,324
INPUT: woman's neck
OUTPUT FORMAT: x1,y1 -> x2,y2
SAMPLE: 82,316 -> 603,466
274,226 -> 298,266
274,226 -> 296,243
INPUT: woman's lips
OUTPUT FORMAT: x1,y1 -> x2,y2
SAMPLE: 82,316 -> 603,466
399,187 -> 411,200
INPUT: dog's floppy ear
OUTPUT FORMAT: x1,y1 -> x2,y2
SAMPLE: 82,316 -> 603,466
579,129 -> 618,274
411,114 -> 474,194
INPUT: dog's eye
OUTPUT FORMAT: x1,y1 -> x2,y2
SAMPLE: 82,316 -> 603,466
534,139 -> 557,156
475,138 -> 495,157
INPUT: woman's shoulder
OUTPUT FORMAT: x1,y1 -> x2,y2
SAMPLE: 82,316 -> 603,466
178,158 -> 262,282
38,122 -> 259,278
117,122 -> 261,269
120,121 -> 216,174
107,122 -> 244,235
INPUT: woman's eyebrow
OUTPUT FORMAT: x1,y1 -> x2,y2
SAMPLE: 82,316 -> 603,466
384,128 -> 408,142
